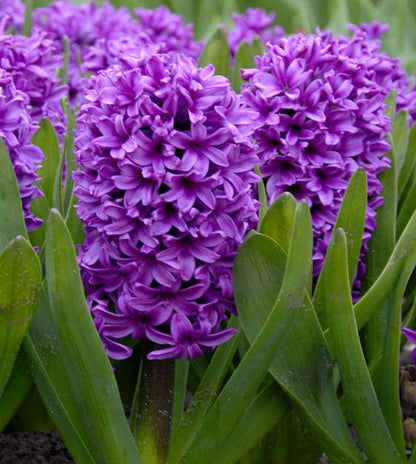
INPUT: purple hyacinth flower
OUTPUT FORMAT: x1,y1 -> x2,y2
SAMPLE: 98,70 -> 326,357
402,328 -> 416,364
0,68 -> 44,231
33,0 -> 140,104
241,29 -> 400,294
74,50 -> 259,361
0,28 -> 67,134
134,6 -> 202,61
0,0 -> 25,32
227,8 -> 284,56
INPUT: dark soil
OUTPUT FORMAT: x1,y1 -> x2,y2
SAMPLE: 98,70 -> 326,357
0,432 -> 74,463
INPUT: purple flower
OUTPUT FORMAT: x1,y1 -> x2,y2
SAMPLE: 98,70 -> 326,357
241,29 -> 395,293
227,8 -> 284,56
333,22 -> 416,124
134,6 -> 202,61
0,28 -> 67,134
0,69 -> 43,231
402,328 -> 416,364
74,51 -> 259,360
33,0 -> 140,104
0,0 -> 25,32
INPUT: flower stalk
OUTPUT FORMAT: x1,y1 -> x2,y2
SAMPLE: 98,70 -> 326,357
130,342 -> 175,464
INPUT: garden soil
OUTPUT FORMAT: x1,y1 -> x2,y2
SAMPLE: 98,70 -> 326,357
0,432 -> 74,463
0,431 -> 335,463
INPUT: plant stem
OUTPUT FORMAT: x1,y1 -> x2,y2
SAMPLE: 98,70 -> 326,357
130,343 -> 175,464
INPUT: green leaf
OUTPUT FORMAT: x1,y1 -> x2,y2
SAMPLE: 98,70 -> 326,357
24,289 -> 96,464
172,358 -> 189,435
314,169 -> 367,325
258,192 -> 296,255
0,138 -> 28,250
198,27 -> 230,77
32,119 -> 61,208
324,228 -> 403,464
62,107 -> 77,215
398,123 -> 416,197
385,90 -> 398,120
236,212 -> 364,463
250,36 -> 265,57
214,382 -> 290,464
390,110 -> 409,174
0,236 -> 41,397
65,194 -> 85,245
255,165 -> 268,224
361,130 -> 398,381
28,195 -> 49,249
183,202 -> 362,464
354,190 -> 416,331
398,179 -> 416,237
231,39 -> 255,91
266,410 -> 323,464
0,350 -> 32,432
27,209 -> 142,464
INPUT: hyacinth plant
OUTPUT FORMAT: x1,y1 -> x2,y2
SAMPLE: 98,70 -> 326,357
4,1 -> 416,464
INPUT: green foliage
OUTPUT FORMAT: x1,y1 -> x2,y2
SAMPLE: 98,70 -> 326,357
24,211 -> 142,464
0,237 -> 41,397
198,27 -> 230,77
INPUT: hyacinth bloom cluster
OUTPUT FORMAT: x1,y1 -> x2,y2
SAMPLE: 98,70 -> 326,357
241,27 -> 397,292
74,49 -> 259,360
33,1 -> 202,104
83,6 -> 202,78
33,0 -> 139,103
343,22 -> 416,124
0,68 -> 43,230
227,8 -> 284,56
0,28 -> 67,134
0,0 -> 25,32
134,6 -> 202,61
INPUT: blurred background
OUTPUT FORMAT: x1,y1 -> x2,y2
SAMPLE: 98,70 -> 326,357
27,0 -> 416,73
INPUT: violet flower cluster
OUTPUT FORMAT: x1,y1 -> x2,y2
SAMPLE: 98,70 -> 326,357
73,49 -> 259,360
33,0 -> 140,104
134,6 -> 202,61
33,1 -> 202,105
0,68 -> 44,230
241,27 -> 398,293
83,6 -> 202,78
0,24 -> 67,230
0,28 -> 67,133
227,8 -> 284,56
343,22 -> 416,124
0,0 -> 25,32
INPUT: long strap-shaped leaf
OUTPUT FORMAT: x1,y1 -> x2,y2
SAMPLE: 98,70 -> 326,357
182,201 -> 360,464
214,382 -> 290,464
235,220 -> 364,462
198,27 -> 230,77
314,169 -> 367,327
0,236 -> 41,397
324,228 -> 404,464
24,291 -> 96,464
355,204 -> 416,329
32,119 -> 60,209
28,209 -> 141,464
0,350 -> 32,431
